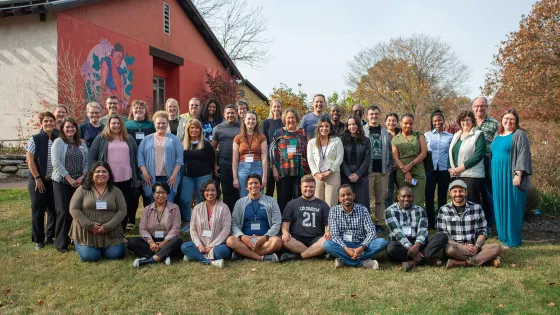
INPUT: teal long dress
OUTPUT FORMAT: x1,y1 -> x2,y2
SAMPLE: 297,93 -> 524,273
491,133 -> 526,247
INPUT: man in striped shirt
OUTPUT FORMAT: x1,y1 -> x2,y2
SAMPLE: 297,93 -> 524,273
323,185 -> 388,269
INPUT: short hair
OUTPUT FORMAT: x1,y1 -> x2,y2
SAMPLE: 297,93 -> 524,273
152,110 -> 169,122
128,100 -> 151,121
281,108 -> 301,125
82,161 -> 115,191
55,104 -> 69,114
401,113 -> 415,121
236,100 -> 249,111
430,110 -> 445,130
246,173 -> 262,186
329,104 -> 341,111
300,174 -> 315,184
224,104 -> 237,112
200,179 -> 221,201
367,105 -> 380,113
398,186 -> 413,195
38,111 -> 55,123
107,95 -> 118,102
100,114 -> 128,141
498,108 -> 521,135
113,43 -> 124,54
456,110 -> 477,127
472,96 -> 488,106
59,117 -> 81,146
312,94 -> 326,102
152,182 -> 170,194
86,102 -> 102,112
189,97 -> 201,104
338,184 -> 353,193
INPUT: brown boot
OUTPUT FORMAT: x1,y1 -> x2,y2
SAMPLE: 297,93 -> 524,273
446,259 -> 468,269
402,260 -> 416,272
490,256 -> 501,268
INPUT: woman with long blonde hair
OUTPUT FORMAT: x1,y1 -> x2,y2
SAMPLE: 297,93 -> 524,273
179,119 -> 216,232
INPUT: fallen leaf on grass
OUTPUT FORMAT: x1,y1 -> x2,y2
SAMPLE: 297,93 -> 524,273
3,288 -> 10,297
498,304 -> 504,308
37,300 -> 44,306
391,307 -> 398,311
440,282 -> 445,287
250,268 -> 256,272
527,266 -> 533,270
351,294 -> 356,298
549,302 -> 555,307
511,264 -> 517,268
550,282 -> 556,286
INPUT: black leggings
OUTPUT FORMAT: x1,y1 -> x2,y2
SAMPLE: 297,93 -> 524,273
127,236 -> 183,259
53,181 -> 76,250
114,180 -> 137,228
276,176 -> 301,214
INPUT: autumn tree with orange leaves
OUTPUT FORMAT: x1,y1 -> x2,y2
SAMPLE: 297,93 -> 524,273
483,0 -> 560,120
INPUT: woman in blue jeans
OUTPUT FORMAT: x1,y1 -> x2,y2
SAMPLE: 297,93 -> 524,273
182,180 -> 231,268
179,119 -> 215,231
138,111 -> 183,204
232,111 -> 268,197
69,161 -> 127,262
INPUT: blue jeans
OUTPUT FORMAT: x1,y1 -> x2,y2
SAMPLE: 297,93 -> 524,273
181,242 -> 231,264
323,238 -> 388,267
75,243 -> 126,262
482,156 -> 495,226
180,174 -> 211,221
237,161 -> 263,197
145,176 -> 177,204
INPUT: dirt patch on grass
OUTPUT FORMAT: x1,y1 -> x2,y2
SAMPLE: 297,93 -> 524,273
522,213 -> 560,243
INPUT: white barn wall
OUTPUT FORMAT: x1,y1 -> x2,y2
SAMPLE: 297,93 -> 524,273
0,13 -> 58,144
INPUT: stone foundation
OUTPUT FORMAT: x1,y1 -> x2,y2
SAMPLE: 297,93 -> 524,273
0,154 -> 28,179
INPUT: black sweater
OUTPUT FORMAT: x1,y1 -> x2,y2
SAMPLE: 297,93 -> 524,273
183,139 -> 216,178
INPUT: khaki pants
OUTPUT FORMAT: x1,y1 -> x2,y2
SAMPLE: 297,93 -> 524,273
444,243 -> 502,265
315,171 -> 341,208
368,172 -> 389,223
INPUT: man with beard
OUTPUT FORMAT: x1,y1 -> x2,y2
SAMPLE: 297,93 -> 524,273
385,187 -> 448,272
437,180 -> 502,268
279,175 -> 331,262
329,104 -> 345,136
323,185 -> 388,269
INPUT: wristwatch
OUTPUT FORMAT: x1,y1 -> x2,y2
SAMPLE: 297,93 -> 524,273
410,161 -> 416,166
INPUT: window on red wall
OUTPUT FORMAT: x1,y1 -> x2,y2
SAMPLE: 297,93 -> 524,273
164,3 -> 170,35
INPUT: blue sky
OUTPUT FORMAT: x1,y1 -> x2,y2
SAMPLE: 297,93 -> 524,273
237,0 -> 535,101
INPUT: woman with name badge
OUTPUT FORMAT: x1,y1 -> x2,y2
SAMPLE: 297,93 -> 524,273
181,180 -> 231,268
233,111 -> 267,198
89,114 -> 139,231
130,182 -> 183,268
391,113 -> 428,206
69,161 -> 126,262
384,113 -> 401,208
51,117 -> 89,254
261,99 -> 284,197
269,108 -> 310,213
307,117 -> 343,207
341,115 -> 371,210
138,111 -> 184,204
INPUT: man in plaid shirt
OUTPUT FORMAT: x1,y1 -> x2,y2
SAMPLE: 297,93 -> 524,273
323,185 -> 388,269
437,179 -> 502,268
385,187 -> 448,272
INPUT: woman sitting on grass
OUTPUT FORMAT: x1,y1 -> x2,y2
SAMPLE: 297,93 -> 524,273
69,161 -> 126,262
130,182 -> 183,268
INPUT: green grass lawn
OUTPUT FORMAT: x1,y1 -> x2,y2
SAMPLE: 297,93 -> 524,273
1,188 -> 558,314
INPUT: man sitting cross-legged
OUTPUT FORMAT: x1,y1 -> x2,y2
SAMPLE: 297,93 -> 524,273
323,184 -> 388,269
437,179 -> 502,268
385,186 -> 448,272
226,173 -> 283,262
280,175 -> 331,262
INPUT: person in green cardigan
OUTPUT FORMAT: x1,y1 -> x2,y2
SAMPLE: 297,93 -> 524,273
391,113 -> 428,206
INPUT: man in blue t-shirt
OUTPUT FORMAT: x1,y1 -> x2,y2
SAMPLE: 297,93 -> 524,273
300,94 -> 330,138
226,173 -> 282,262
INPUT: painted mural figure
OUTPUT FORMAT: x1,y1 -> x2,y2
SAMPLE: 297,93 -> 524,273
100,43 -> 127,104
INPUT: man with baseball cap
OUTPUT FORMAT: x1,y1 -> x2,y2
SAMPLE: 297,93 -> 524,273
437,179 -> 502,268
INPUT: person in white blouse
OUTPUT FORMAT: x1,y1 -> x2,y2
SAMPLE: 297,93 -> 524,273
307,117 -> 344,207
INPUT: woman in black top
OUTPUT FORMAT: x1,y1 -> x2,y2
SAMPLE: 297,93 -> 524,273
200,98 -> 224,141
179,119 -> 216,232
341,114 -> 372,211
261,99 -> 284,197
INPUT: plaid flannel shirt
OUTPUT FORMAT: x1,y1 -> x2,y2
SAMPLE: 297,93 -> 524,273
437,201 -> 488,244
329,203 -> 377,247
474,115 -> 498,157
385,203 -> 428,249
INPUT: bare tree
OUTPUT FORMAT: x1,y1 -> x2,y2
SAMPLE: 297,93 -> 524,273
192,0 -> 272,68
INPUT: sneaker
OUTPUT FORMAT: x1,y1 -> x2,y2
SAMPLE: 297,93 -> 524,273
133,258 -> 150,268
279,253 -> 301,263
324,253 -> 332,260
262,253 -> 279,263
375,225 -> 385,234
334,258 -> 345,269
231,252 -> 242,261
183,255 -> 191,262
180,224 -> 190,233
362,259 -> 380,270
57,248 -> 69,254
35,243 -> 44,250
402,260 -> 416,272
210,259 -> 225,268
165,257 -> 171,265
126,223 -> 135,231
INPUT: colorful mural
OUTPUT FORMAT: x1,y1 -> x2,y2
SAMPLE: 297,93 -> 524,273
81,39 -> 135,109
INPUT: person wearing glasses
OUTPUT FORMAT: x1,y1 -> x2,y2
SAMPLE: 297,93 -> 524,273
236,100 -> 249,122
180,97 -> 202,121
300,94 -> 330,138
352,104 -> 367,126
100,96 -> 128,125
384,113 -> 401,210
130,182 -> 183,268
79,102 -> 105,148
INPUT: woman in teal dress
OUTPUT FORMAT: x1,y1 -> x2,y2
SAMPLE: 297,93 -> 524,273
490,109 -> 532,247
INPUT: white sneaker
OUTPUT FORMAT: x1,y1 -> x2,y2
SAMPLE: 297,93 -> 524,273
183,255 -> 191,262
362,259 -> 379,270
165,257 -> 171,265
210,259 -> 224,269
334,258 -> 345,269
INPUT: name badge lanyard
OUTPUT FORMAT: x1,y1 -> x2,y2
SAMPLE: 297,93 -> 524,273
343,206 -> 354,238
320,138 -> 330,170
156,201 -> 168,224
135,121 -> 143,133
250,200 -> 261,223
245,133 -> 255,159
93,185 -> 108,210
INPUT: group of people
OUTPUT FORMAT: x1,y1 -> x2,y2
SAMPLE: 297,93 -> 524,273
26,94 -> 532,270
